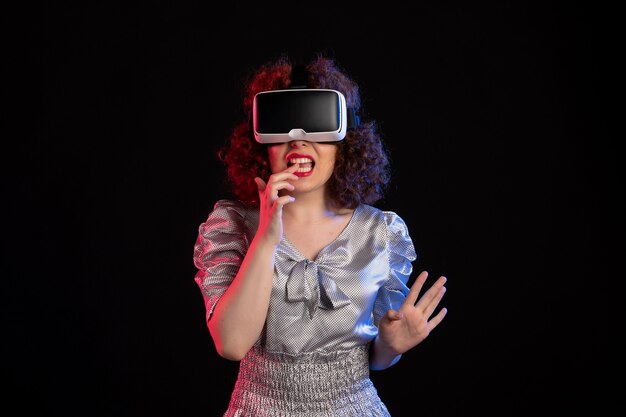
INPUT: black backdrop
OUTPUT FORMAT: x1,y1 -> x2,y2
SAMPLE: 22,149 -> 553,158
6,2 -> 615,416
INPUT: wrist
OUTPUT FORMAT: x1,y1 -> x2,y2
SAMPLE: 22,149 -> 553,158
370,336 -> 402,371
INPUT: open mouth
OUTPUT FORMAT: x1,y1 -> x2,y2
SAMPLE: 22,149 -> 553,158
287,156 -> 315,175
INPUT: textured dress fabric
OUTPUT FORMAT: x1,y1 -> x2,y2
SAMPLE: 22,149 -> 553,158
193,200 -> 417,416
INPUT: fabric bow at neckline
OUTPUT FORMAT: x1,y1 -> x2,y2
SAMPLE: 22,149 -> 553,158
285,258 -> 351,319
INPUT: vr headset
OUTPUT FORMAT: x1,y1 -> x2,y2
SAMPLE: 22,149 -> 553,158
252,88 -> 360,144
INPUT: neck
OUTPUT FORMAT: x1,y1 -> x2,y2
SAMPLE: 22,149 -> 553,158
282,193 -> 347,223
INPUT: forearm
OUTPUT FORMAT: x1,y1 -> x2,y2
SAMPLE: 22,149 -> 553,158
208,236 -> 276,360
369,335 -> 402,371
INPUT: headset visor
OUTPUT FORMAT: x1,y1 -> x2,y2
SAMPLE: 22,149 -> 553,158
253,89 -> 348,144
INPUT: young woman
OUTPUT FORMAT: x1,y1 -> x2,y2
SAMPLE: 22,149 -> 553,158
193,55 -> 448,416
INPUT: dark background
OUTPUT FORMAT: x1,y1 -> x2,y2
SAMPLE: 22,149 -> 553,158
5,2 -> 615,416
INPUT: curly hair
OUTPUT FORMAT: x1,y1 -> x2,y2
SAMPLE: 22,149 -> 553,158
217,55 -> 391,209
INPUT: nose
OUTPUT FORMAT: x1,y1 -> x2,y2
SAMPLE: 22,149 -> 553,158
289,140 -> 309,148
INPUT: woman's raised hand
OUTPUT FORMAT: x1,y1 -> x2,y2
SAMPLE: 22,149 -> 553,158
378,271 -> 448,355
254,164 -> 299,245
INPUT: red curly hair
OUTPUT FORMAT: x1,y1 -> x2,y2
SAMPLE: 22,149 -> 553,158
218,55 -> 391,209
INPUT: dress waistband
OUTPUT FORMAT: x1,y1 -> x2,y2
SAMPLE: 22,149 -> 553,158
223,345 -> 391,416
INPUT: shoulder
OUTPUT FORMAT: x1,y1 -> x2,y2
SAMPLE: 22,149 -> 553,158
212,199 -> 257,216
199,199 -> 258,234
356,204 -> 408,229
358,204 -> 415,258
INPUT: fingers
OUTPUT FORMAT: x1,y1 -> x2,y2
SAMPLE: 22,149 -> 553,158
414,275 -> 446,307
258,164 -> 300,202
421,284 -> 446,321
405,273 -> 448,324
254,177 -> 267,194
275,195 -> 295,207
277,163 -> 300,183
405,271 -> 429,306
426,307 -> 448,332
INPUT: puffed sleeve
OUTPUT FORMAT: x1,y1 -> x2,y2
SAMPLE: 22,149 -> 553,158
372,211 -> 417,326
193,200 -> 251,321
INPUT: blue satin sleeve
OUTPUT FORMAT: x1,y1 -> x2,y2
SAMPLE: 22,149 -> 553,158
372,211 -> 416,326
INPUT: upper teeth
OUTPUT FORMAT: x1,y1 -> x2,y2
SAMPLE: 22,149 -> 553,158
289,157 -> 312,164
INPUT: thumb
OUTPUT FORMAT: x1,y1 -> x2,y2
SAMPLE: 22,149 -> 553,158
384,309 -> 404,322
254,177 -> 266,194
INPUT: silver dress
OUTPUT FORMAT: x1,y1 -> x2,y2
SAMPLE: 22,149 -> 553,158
194,200 -> 417,416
